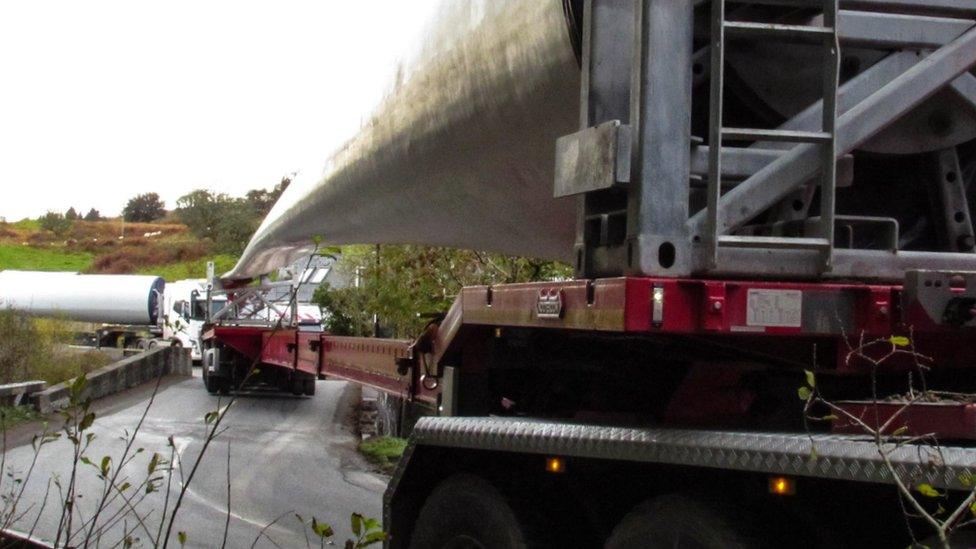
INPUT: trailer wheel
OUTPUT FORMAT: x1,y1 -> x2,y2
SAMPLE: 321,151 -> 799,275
409,473 -> 529,549
303,378 -> 316,396
606,494 -> 755,549
203,367 -> 220,395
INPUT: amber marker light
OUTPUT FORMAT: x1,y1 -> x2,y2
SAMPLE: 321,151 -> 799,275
545,457 -> 566,474
769,476 -> 795,495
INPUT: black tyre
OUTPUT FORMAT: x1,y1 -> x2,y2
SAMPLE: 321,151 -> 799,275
606,494 -> 755,549
303,378 -> 316,396
409,473 -> 529,549
290,377 -> 304,396
202,366 -> 219,395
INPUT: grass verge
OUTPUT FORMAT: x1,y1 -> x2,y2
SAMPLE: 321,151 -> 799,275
0,244 -> 93,272
0,405 -> 41,429
358,436 -> 407,474
137,253 -> 239,280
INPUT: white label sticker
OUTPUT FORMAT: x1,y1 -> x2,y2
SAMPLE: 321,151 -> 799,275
746,289 -> 802,328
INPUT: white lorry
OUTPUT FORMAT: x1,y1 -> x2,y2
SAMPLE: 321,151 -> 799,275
0,271 -> 227,362
159,278 -> 227,361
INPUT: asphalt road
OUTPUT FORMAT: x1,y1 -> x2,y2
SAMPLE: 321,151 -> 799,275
2,371 -> 387,548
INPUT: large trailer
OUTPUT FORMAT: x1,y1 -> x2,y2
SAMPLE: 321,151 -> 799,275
0,271 -> 224,359
205,1 -> 976,546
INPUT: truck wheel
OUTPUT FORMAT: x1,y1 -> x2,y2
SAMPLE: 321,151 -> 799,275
291,377 -> 304,396
606,494 -> 755,549
409,473 -> 530,549
203,367 -> 220,395
303,378 -> 316,396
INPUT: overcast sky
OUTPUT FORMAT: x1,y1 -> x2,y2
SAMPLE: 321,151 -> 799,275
0,1 -> 437,221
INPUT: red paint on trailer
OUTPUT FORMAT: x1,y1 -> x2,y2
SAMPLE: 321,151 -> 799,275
210,326 -> 265,362
833,401 -> 976,441
296,331 -> 322,377
262,330 -> 297,369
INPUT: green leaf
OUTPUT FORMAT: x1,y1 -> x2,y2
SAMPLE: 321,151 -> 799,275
79,412 -> 95,432
892,426 -> 909,436
100,456 -> 111,476
915,483 -> 940,498
177,531 -> 187,546
804,370 -> 816,388
821,414 -> 839,422
809,446 -> 819,462
359,531 -> 389,547
204,411 -> 218,425
889,335 -> 911,347
80,457 -> 93,467
363,517 -> 381,532
311,517 -> 333,538
351,513 -> 363,537
70,374 -> 88,399
148,453 -> 160,475
119,482 -> 131,492
959,473 -> 975,487
797,386 -> 812,401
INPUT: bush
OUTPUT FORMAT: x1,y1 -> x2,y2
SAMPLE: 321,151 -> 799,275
0,311 -> 110,384
88,239 -> 208,274
123,192 -> 166,222
358,436 -> 407,473
39,211 -> 73,237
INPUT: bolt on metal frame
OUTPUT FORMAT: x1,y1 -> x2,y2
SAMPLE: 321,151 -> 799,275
561,0 -> 976,281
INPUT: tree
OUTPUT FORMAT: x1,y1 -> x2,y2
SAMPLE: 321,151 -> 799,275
122,192 -> 165,222
245,175 -> 291,216
314,245 -> 571,338
213,201 -> 259,255
65,207 -> 78,220
39,211 -> 73,237
83,208 -> 102,221
176,190 -> 229,239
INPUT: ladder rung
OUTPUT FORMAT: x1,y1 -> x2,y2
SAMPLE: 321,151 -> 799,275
718,236 -> 831,250
723,21 -> 836,42
726,0 -> 837,6
722,128 -> 833,144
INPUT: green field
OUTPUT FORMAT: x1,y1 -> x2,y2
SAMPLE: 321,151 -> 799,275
0,244 -> 93,272
137,253 -> 239,281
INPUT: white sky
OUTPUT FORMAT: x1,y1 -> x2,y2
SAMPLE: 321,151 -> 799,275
0,1 -> 438,221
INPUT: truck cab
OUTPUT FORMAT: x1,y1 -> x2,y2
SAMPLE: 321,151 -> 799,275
162,279 -> 227,361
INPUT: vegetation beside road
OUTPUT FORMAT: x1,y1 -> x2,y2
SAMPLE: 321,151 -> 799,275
358,436 -> 408,473
0,243 -> 93,272
315,244 -> 572,338
0,404 -> 41,428
0,311 -> 111,385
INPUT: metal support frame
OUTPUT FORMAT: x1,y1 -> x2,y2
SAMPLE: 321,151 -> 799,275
707,0 -> 840,270
405,416 -> 976,491
932,147 -> 976,252
559,0 -> 976,281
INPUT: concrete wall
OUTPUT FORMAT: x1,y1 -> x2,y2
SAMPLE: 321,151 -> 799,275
34,346 -> 191,413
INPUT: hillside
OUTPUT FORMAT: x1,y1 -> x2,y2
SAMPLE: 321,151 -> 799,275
0,218 -> 238,281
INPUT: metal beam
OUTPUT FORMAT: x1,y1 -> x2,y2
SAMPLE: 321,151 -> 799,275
709,247 -> 976,281
688,24 -> 976,239
691,146 -> 783,178
627,0 -> 694,274
755,51 -> 922,149
740,0 -> 975,15
838,10 -> 973,50
844,0 -> 976,16
949,71 -> 976,116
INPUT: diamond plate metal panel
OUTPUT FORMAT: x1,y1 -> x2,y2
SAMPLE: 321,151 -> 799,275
409,417 -> 976,490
